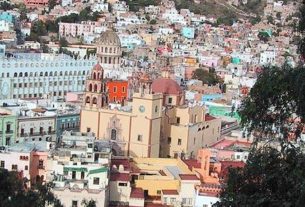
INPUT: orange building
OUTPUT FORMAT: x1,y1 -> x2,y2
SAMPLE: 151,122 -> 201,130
107,81 -> 128,104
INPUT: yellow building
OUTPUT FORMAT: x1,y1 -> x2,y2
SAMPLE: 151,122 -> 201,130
160,105 -> 221,159
110,157 -> 201,207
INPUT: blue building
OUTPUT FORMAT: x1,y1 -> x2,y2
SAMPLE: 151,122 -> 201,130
202,94 -> 223,102
0,11 -> 15,23
181,27 -> 195,39
56,113 -> 80,142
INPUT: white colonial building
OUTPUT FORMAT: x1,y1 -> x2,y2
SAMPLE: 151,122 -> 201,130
0,53 -> 96,100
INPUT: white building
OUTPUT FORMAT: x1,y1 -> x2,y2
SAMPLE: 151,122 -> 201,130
91,2 -> 109,12
162,8 -> 186,25
0,53 -> 96,100
49,132 -> 111,207
260,49 -> 276,65
61,0 -> 73,7
0,20 -> 12,32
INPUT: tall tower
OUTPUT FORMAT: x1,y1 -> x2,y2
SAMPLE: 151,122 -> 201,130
84,63 -> 109,108
96,30 -> 122,70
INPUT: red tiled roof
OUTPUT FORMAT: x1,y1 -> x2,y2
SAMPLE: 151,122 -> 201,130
130,188 -> 144,199
183,159 -> 201,170
219,161 -> 245,179
179,174 -> 199,180
111,158 -> 130,171
211,139 -> 252,149
110,173 -> 130,182
162,190 -> 179,195
145,204 -> 168,207
205,114 -> 216,121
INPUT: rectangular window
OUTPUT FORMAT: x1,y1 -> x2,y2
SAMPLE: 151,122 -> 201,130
87,128 -> 91,133
0,161 -> 4,168
178,139 -> 182,145
177,117 -> 180,124
170,198 -> 176,204
72,200 -> 78,207
5,137 -> 10,145
167,137 -> 171,144
19,83 -> 22,88
25,165 -> 28,170
12,164 -> 18,170
168,97 -> 172,104
38,160 -> 44,169
93,177 -> 100,185
6,123 -> 11,133
122,86 -> 125,93
137,135 -> 143,142
118,182 -> 127,186
113,86 -> 117,93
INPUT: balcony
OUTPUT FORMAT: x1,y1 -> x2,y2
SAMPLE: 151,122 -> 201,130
5,130 -> 14,134
19,131 -> 56,137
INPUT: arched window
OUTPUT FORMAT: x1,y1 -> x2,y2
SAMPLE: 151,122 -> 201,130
92,97 -> 97,104
45,72 -> 48,76
19,72 -> 23,77
64,71 -> 68,76
86,96 -> 90,103
89,84 -> 93,92
93,72 -> 96,80
105,47 -> 108,53
83,71 -> 85,75
109,58 -> 112,64
54,71 -> 57,76
40,72 -> 43,76
111,129 -> 117,140
109,48 -> 112,53
25,72 -> 28,77
14,72 -> 17,77
50,72 -> 53,76
30,72 -> 33,77
104,57 -> 107,63
94,84 -> 98,92
59,71 -> 63,76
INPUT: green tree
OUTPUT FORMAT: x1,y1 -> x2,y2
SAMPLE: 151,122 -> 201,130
192,68 -> 222,85
150,19 -> 157,24
82,199 -> 97,207
0,168 -> 63,207
59,37 -> 69,47
48,0 -> 57,11
267,15 -> 274,24
238,64 -> 305,140
215,143 -> 305,207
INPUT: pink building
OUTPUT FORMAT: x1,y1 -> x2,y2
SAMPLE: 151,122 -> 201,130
24,0 -> 49,7
30,151 -> 48,185
59,21 -> 100,37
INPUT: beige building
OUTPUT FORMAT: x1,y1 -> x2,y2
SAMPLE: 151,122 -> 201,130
160,105 -> 221,159
81,33 -> 221,159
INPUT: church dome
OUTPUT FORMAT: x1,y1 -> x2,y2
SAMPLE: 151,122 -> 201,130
152,78 -> 182,95
96,30 -> 121,46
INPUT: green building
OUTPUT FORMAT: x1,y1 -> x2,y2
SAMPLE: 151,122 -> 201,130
0,109 -> 17,146
208,105 -> 241,122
